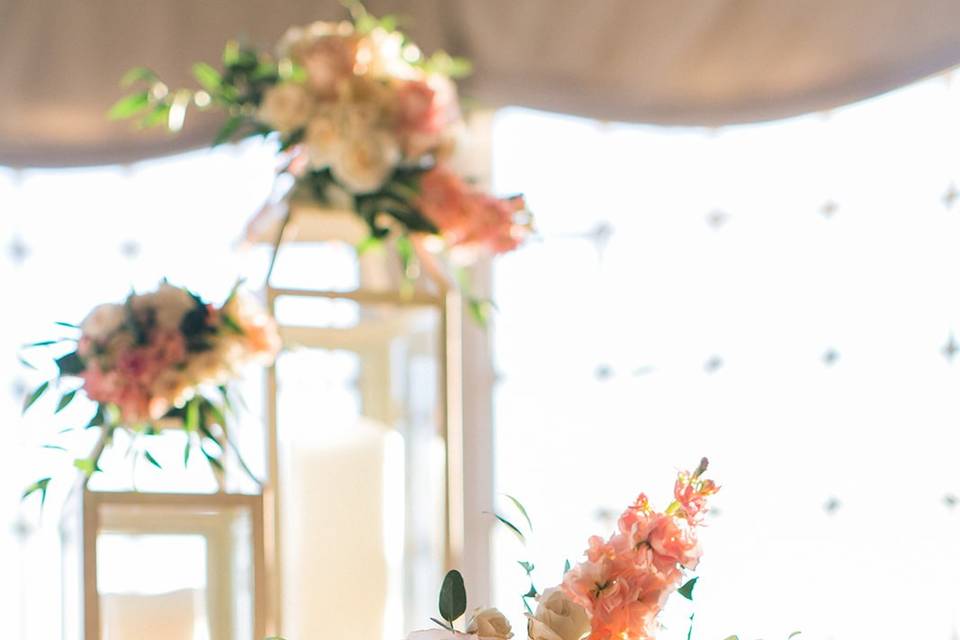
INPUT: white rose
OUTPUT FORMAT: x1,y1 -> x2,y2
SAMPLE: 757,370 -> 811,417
331,128 -> 400,193
526,589 -> 590,640
80,303 -> 126,342
257,82 -> 313,134
407,630 -> 477,640
467,608 -> 513,640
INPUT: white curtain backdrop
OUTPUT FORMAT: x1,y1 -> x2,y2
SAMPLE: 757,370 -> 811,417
2,73 -> 960,638
490,75 -> 960,639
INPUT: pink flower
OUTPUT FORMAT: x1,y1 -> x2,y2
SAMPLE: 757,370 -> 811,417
673,460 -> 718,525
296,34 -> 359,97
416,165 -> 530,255
647,516 -> 702,570
395,75 -> 460,159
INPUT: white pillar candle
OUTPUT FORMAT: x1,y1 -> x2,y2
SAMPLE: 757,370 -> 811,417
281,418 -> 404,640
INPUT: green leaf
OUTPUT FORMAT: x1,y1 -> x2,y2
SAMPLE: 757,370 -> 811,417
429,618 -> 453,632
678,576 -> 698,601
17,355 -> 36,370
213,115 -> 245,146
788,633 -> 802,639
185,399 -> 199,432
192,62 -> 222,93
517,560 -> 535,574
121,66 -> 157,87
55,390 -> 78,414
564,559 -> 572,573
22,381 -> 49,414
56,351 -> 86,376
438,569 -> 467,625
356,235 -> 382,255
503,494 -> 533,531
54,321 -> 80,329
143,450 -> 162,470
42,444 -> 67,451
223,40 -> 241,66
86,404 -> 106,429
23,340 -> 60,348
467,297 -> 494,327
22,477 -> 51,506
109,91 -> 151,120
522,585 -> 538,598
492,512 -> 525,542
139,103 -> 171,129
183,438 -> 192,467
686,612 -> 695,640
73,458 -> 101,476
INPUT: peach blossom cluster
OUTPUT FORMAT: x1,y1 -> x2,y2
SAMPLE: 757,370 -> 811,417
560,460 -> 719,640
75,284 -> 280,423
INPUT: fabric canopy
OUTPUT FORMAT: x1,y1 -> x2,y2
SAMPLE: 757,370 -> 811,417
2,0 -> 960,167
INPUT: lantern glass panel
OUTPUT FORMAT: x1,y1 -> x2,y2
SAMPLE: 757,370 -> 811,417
95,498 -> 258,640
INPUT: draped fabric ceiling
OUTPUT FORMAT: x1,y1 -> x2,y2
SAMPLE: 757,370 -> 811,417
2,0 -> 960,167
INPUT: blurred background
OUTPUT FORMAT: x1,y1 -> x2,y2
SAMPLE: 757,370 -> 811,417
2,1 -> 960,639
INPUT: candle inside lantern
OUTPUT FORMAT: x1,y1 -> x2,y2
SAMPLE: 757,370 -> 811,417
280,417 -> 404,640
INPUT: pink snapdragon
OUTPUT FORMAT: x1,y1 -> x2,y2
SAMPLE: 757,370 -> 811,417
560,461 -> 718,640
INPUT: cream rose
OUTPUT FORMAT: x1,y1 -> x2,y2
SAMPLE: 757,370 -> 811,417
257,82 -> 313,134
331,128 -> 400,193
467,608 -> 513,640
80,303 -> 126,342
304,111 -> 342,168
526,589 -> 590,640
138,283 -> 197,331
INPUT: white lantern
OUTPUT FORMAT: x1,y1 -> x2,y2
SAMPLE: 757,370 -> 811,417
253,203 -> 463,639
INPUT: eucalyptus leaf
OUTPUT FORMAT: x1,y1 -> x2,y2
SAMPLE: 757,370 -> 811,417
438,569 -> 467,625
22,381 -> 49,414
429,618 -> 453,632
678,577 -> 698,601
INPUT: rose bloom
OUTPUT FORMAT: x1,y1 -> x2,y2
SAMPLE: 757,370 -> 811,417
331,128 -> 401,193
279,21 -> 359,97
257,82 -> 313,134
466,608 -> 513,640
527,588 -> 590,640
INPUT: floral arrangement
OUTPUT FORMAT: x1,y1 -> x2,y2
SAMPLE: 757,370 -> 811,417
21,282 -> 280,502
388,460 -> 721,640
111,4 -> 531,258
